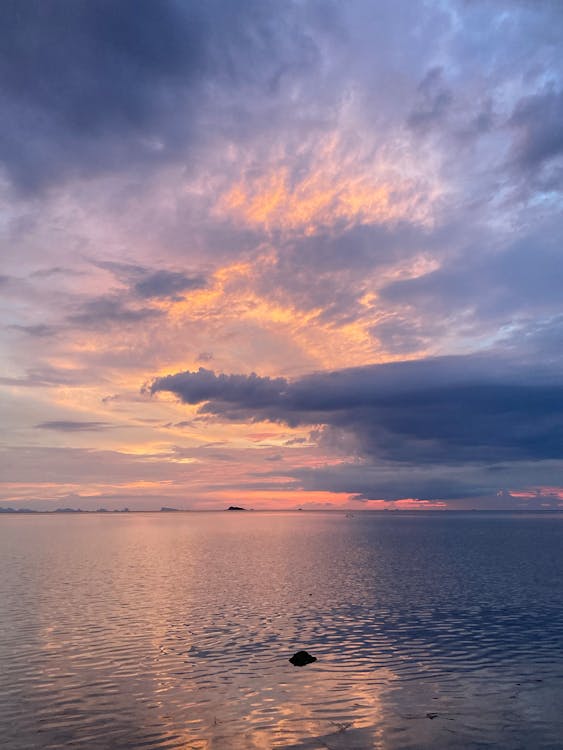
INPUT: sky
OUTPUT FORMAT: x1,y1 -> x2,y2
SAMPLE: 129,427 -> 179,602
1,0 -> 563,511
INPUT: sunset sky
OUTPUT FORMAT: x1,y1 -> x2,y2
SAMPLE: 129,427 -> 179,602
2,0 -> 563,510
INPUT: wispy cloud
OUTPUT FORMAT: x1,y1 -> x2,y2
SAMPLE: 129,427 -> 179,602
35,421 -> 113,432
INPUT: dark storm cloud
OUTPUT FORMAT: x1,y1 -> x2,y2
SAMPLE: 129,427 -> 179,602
291,459 -> 563,503
0,0 -> 201,190
151,355 -> 563,466
291,462 -> 495,502
0,0 -> 324,192
150,355 -> 563,500
152,368 -> 287,409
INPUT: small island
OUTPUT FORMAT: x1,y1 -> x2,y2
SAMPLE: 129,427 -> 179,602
226,505 -> 247,511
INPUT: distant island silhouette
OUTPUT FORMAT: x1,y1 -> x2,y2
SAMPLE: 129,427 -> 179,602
2,507 -> 562,515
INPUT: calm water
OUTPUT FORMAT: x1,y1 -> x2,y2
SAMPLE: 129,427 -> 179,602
1,511 -> 563,750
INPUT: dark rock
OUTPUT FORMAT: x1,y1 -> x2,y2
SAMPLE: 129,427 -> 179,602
227,505 -> 246,511
426,712 -> 438,720
289,650 -> 317,667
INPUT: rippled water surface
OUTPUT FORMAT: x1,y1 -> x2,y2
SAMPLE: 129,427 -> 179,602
2,511 -> 563,749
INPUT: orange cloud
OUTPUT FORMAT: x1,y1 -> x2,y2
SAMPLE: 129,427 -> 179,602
216,129 -> 439,235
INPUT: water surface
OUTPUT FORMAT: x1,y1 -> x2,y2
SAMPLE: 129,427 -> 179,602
1,511 -> 563,749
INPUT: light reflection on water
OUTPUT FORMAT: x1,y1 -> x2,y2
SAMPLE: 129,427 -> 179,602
1,511 -> 563,749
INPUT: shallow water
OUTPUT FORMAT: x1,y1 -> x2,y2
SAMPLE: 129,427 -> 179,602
1,511 -> 563,749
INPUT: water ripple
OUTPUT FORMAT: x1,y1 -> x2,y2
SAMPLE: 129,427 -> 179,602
1,512 -> 563,749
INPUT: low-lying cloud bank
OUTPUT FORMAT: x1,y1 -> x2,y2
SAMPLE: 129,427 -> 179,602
151,354 -> 563,501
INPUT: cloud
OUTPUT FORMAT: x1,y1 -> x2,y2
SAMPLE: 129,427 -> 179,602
9,324 -> 58,338
369,316 -> 428,355
3,0 -> 563,511
151,354 -> 563,499
197,351 -> 214,362
35,421 -> 112,432
0,0 -> 327,192
0,366 -> 94,388
29,267 -> 85,279
291,461 -> 496,502
378,215 -> 563,334
510,88 -> 563,174
151,355 -> 563,463
57,262 -> 207,336
67,295 -> 164,328
0,0 -> 201,191
92,260 -> 207,299
407,67 -> 453,132
151,367 -> 287,410
292,459 -> 563,505
133,270 -> 206,299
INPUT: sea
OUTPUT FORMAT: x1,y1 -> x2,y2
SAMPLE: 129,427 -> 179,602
1,511 -> 563,749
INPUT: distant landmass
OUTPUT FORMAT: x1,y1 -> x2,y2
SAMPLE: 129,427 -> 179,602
227,505 -> 247,511
55,508 -> 84,513
0,507 -> 131,514
0,507 -> 39,514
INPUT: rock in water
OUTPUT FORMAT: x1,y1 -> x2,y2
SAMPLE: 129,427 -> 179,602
289,650 -> 317,667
